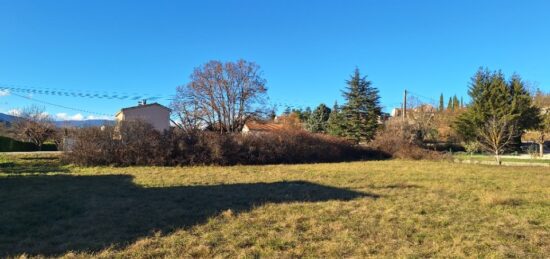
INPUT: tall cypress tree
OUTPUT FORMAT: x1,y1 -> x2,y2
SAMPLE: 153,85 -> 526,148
453,95 -> 460,110
439,94 -> 445,111
341,68 -> 382,143
447,97 -> 454,111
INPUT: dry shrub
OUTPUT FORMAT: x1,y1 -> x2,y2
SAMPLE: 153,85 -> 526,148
65,122 -> 382,166
64,121 -> 168,166
369,120 -> 447,160
233,129 -> 385,165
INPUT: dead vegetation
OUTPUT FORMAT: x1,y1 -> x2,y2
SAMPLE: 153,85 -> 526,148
65,121 -> 384,166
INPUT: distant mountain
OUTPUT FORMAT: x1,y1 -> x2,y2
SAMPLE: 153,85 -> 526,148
54,120 -> 115,128
0,112 -> 114,128
0,112 -> 18,123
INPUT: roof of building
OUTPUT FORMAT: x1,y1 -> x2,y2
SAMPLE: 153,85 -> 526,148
244,121 -> 284,132
116,103 -> 171,116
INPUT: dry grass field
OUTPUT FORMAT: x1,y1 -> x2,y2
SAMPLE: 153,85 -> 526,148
0,154 -> 548,258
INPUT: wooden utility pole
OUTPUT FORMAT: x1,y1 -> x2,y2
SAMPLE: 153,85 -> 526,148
402,89 -> 407,121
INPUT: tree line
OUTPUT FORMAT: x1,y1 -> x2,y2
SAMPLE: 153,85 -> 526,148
277,68 -> 382,144
172,62 -> 383,144
3,60 -> 549,163
438,93 -> 463,111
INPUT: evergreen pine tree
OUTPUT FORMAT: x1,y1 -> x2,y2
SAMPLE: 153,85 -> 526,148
454,68 -> 541,162
327,101 -> 346,136
341,68 -> 382,143
291,108 -> 303,121
306,103 -> 331,133
439,93 -> 445,111
508,74 -> 542,150
302,107 -> 312,122
283,106 -> 292,116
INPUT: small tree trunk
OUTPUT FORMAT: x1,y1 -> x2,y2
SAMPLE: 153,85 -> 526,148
495,150 -> 501,165
541,143 -> 545,158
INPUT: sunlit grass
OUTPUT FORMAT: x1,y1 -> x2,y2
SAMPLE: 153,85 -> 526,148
0,154 -> 548,258
454,153 -> 550,164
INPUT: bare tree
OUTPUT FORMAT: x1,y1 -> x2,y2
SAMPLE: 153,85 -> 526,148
13,105 -> 55,150
477,115 -> 518,165
533,111 -> 550,157
406,96 -> 437,143
171,97 -> 203,133
530,90 -> 550,156
172,60 -> 268,133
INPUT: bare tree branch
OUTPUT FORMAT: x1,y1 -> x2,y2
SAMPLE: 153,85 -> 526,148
13,105 -> 55,150
477,115 -> 518,164
171,60 -> 268,133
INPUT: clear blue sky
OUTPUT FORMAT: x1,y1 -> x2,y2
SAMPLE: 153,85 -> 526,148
1,0 -> 549,120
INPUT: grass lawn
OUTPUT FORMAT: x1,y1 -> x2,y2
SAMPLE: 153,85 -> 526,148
454,153 -> 550,165
0,154 -> 548,258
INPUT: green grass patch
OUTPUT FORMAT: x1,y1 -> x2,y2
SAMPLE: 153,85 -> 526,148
0,154 -> 548,258
454,153 -> 550,164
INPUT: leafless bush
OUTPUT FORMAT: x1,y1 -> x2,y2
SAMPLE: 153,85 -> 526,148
234,129 -> 382,164
64,121 -> 164,166
65,122 -> 382,166
64,126 -> 116,166
369,119 -> 447,160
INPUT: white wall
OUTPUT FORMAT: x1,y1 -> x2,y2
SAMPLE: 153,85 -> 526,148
117,105 -> 170,132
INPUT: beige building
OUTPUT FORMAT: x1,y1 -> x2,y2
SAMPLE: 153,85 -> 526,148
115,102 -> 171,132
391,104 -> 436,118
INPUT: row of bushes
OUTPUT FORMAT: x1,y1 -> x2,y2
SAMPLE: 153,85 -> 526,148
64,122 -> 388,166
0,136 -> 57,152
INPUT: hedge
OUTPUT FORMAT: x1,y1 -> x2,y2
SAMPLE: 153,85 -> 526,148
0,136 -> 57,152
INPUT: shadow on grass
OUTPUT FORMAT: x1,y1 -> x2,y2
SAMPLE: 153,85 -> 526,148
0,156 -> 69,174
19,156 -> 59,161
0,162 -> 16,168
380,183 -> 422,189
367,183 -> 422,189
0,175 -> 377,256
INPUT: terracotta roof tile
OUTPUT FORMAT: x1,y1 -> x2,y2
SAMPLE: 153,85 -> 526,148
244,121 -> 284,131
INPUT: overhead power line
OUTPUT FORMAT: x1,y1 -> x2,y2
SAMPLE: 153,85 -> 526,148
10,91 -> 114,117
407,90 -> 438,104
0,84 -> 173,101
